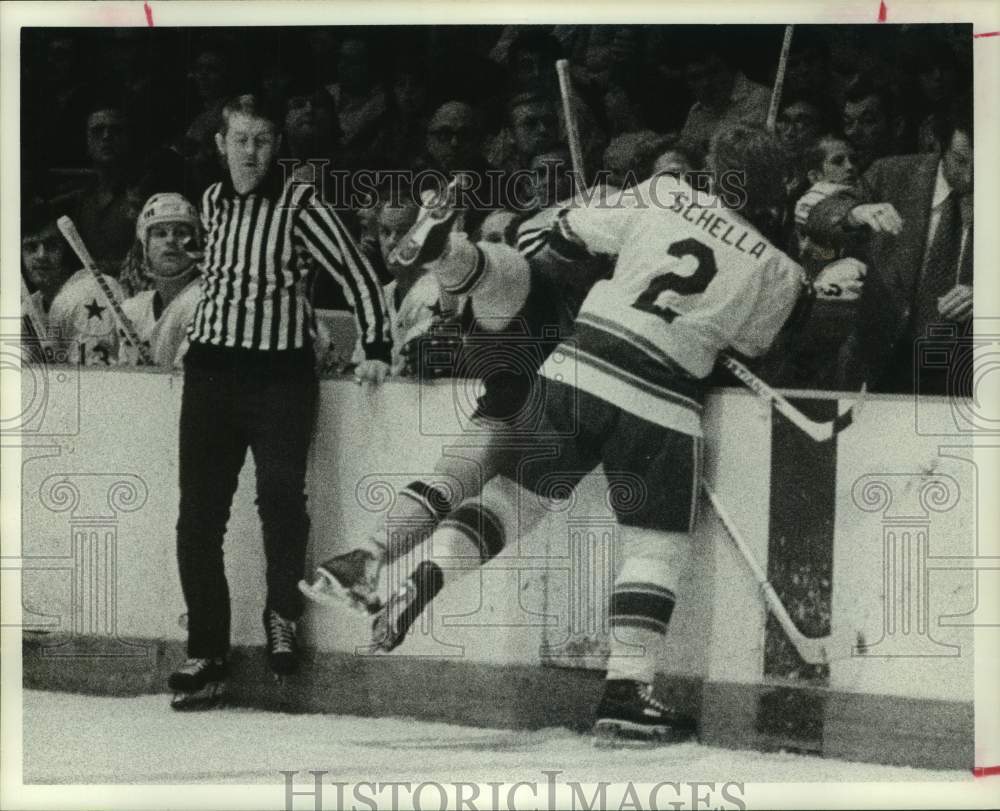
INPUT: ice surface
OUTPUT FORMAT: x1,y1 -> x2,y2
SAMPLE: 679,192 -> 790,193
22,690 -> 968,785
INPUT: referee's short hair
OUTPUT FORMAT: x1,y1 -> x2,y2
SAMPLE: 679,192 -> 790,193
219,94 -> 282,136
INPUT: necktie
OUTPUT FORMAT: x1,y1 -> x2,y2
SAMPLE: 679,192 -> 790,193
914,192 -> 961,334
958,197 -> 973,286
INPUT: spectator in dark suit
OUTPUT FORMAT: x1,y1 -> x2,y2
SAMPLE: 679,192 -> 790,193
841,76 -> 908,173
804,97 -> 973,395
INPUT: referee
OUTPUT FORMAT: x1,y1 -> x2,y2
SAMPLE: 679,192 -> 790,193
168,94 -> 391,706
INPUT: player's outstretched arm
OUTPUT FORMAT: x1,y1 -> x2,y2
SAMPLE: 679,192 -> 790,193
516,181 -> 641,267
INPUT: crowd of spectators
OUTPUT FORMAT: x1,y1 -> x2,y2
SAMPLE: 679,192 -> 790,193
20,24 -> 974,395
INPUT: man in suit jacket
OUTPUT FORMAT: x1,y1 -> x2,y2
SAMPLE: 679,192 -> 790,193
803,98 -> 973,395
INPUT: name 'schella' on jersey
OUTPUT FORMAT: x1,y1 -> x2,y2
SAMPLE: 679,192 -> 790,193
663,189 -> 768,260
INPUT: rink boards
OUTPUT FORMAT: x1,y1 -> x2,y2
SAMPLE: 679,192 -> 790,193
11,366 -> 986,770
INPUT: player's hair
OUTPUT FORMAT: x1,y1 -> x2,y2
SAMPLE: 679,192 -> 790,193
660,139 -> 704,172
801,133 -> 850,175
218,94 -> 282,136
709,123 -> 790,218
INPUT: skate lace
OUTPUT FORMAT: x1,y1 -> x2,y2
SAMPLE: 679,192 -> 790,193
177,657 -> 212,676
638,683 -> 670,714
387,582 -> 414,618
266,611 -> 296,654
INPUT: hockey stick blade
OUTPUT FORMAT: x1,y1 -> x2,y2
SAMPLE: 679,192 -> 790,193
721,354 -> 865,442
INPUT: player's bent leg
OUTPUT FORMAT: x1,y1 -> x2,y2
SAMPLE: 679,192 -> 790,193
595,527 -> 697,746
299,459 -> 480,613
370,475 -> 551,652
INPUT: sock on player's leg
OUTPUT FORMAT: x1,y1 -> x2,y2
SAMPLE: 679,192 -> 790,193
606,529 -> 691,684
377,478 -> 457,564
372,476 -> 550,651
426,233 -> 483,295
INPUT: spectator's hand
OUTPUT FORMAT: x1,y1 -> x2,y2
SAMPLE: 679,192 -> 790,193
847,203 -> 904,236
937,284 -> 973,321
354,359 -> 391,385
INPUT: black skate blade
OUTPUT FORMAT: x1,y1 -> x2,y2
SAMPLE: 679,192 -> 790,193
170,682 -> 226,712
592,719 -> 694,749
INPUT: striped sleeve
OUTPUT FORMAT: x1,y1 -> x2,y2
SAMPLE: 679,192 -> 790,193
200,185 -> 214,233
293,187 -> 392,363
517,185 -> 637,261
516,207 -> 591,262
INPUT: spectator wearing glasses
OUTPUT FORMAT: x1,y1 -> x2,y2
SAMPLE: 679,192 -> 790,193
418,100 -> 500,233
53,100 -> 143,274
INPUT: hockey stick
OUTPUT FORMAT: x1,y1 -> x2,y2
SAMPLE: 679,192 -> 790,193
21,276 -> 51,349
721,354 -> 866,442
702,478 -> 841,666
56,216 -> 153,365
555,59 -> 586,191
765,25 -> 795,132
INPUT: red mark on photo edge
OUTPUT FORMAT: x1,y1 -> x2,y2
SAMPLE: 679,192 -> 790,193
144,1 -> 154,26
974,31 -> 1000,38
877,1 -> 887,22
974,765 -> 1000,778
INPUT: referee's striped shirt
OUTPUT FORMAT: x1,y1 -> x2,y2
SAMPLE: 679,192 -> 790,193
189,169 -> 391,360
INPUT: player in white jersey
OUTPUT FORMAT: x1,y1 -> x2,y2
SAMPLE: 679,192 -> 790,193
339,124 -> 808,746
118,193 -> 203,368
21,197 -> 127,367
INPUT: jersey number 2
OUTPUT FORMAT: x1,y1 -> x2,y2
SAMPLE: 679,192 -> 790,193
633,238 -> 717,321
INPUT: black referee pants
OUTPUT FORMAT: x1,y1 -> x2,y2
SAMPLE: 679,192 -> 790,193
176,343 -> 318,659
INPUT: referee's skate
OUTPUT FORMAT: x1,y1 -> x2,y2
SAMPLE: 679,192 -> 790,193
168,658 -> 228,711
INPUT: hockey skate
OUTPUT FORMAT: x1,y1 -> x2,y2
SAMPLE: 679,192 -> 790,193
387,178 -> 460,268
263,608 -> 298,681
299,549 -> 383,616
368,561 -> 444,653
592,680 -> 697,748
168,657 -> 228,711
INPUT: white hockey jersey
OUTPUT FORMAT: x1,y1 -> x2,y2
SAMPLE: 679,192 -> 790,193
518,174 -> 806,436
118,280 -> 202,368
47,269 -> 126,367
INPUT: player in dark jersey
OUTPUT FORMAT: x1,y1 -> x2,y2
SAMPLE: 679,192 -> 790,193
299,179 -> 592,619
